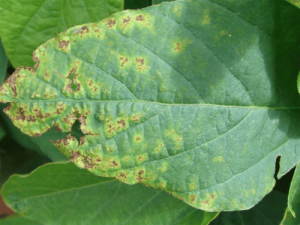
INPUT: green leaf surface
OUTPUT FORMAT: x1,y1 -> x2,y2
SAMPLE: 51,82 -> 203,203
1,0 -> 300,211
2,162 -> 218,225
124,0 -> 151,9
0,0 -> 123,68
0,215 -> 42,225
287,164 -> 300,217
212,190 -> 287,225
286,0 -> 300,9
281,208 -> 300,225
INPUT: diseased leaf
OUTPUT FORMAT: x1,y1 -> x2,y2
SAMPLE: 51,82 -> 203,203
286,164 -> 300,217
1,0 -> 300,211
0,215 -> 42,225
2,162 -> 218,225
0,106 -> 68,162
286,0 -> 300,9
0,0 -> 123,68
212,190 -> 287,225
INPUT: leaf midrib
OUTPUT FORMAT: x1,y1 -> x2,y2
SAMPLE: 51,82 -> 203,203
8,99 -> 300,110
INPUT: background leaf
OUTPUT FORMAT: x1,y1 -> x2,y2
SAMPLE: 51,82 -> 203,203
124,0 -> 151,9
0,40 -> 8,85
0,135 -> 50,187
211,190 -> 287,225
281,208 -> 300,225
2,162 -> 218,225
0,0 -> 124,68
1,0 -> 300,211
152,0 -> 174,5
286,164 -> 300,217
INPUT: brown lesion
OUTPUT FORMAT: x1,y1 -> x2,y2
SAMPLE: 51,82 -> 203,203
13,107 -> 36,123
107,123 -> 116,134
58,40 -> 70,49
70,150 -> 81,162
82,155 -> 95,169
119,57 -> 128,67
64,67 -> 81,93
106,19 -> 116,28
174,43 -> 182,51
119,172 -> 127,179
61,134 -> 76,146
136,15 -> 145,21
135,136 -> 142,142
116,119 -> 126,128
136,170 -> 144,181
33,51 -> 40,68
123,16 -> 131,25
80,136 -> 86,145
190,195 -> 196,203
135,58 -> 145,71
131,114 -> 140,122
2,72 -> 18,98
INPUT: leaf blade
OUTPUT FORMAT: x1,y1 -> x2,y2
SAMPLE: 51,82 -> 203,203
2,162 -> 218,225
1,0 -> 300,211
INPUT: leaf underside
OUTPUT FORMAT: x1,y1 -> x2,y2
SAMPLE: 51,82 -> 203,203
1,0 -> 300,211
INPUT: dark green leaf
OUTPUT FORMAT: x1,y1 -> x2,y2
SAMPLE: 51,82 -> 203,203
0,215 -> 42,225
0,39 -> 8,85
152,0 -> 174,5
2,162 -> 218,225
211,190 -> 287,225
124,0 -> 151,9
0,135 -> 50,186
0,0 -> 123,68
1,0 -> 300,211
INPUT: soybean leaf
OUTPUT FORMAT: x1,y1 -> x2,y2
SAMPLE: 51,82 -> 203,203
212,190 -> 287,225
0,215 -> 42,225
1,0 -> 300,211
0,0 -> 123,68
286,164 -> 300,217
281,208 -> 300,225
124,0 -> 151,9
2,162 -> 218,225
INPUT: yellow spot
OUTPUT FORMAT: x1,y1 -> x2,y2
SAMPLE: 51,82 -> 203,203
213,156 -> 224,162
